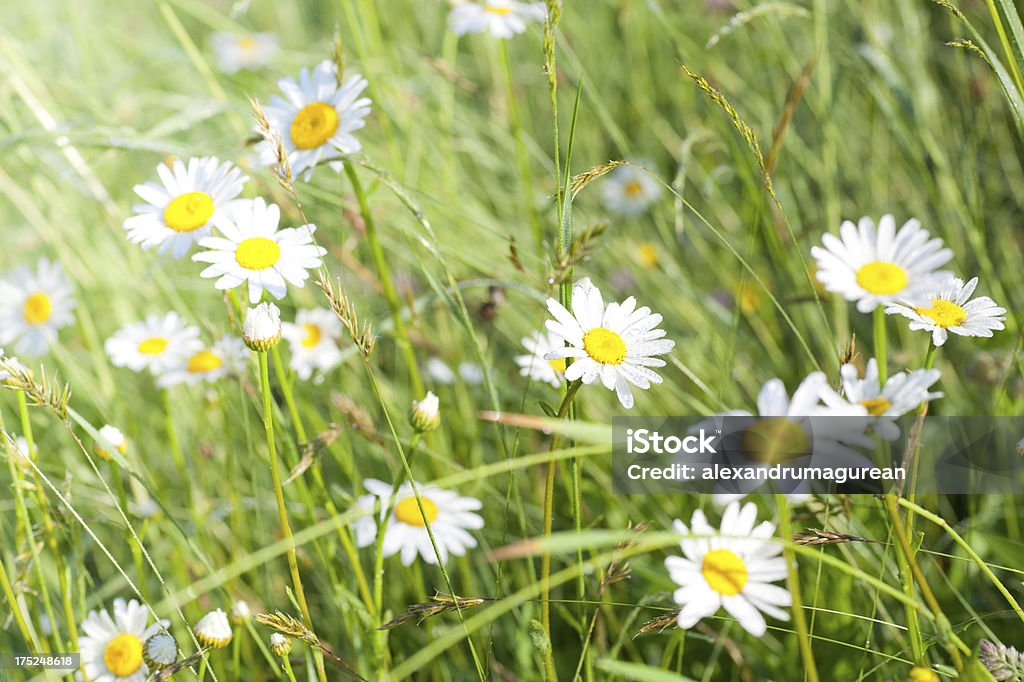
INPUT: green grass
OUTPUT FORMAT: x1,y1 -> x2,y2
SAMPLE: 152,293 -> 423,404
2,0 -> 1024,680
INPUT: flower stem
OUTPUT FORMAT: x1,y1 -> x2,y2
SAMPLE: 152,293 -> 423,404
257,350 -> 327,682
873,306 -> 887,384
282,655 -> 300,682
774,494 -> 819,682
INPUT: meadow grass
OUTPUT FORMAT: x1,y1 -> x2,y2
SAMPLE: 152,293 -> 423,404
2,0 -> 1024,680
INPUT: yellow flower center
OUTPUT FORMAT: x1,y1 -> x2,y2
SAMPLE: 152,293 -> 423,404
301,324 -> 321,348
23,293 -> 52,325
624,180 -> 644,197
637,243 -> 659,268
235,237 -> 281,270
187,350 -> 222,374
163,192 -> 214,233
290,102 -> 339,150
485,6 -> 513,14
103,633 -> 143,677
909,667 -> 940,682
855,261 -> 907,295
138,337 -> 169,355
741,417 -> 810,464
860,397 -> 892,417
582,327 -> 627,365
701,549 -> 748,596
394,496 -> 439,527
239,36 -> 256,53
914,299 -> 967,328
736,282 -> 761,314
548,357 -> 567,374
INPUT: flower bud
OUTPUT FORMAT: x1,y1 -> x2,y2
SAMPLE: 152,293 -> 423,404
243,302 -> 282,351
93,425 -> 128,461
409,391 -> 440,433
143,632 -> 178,668
270,633 -> 292,657
195,608 -> 233,649
230,600 -> 251,624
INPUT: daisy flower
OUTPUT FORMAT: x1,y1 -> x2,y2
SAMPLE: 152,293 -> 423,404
281,307 -> 343,380
142,631 -> 177,669
104,313 -> 202,376
257,60 -> 371,180
425,357 -> 456,384
811,215 -> 953,313
79,598 -> 168,682
243,301 -> 282,352
410,391 -> 441,433
193,198 -> 327,304
514,330 -> 565,388
600,164 -> 662,216
822,358 -> 942,440
353,479 -> 484,565
157,337 -> 247,388
543,278 -> 675,408
195,609 -> 233,649
211,32 -> 280,74
0,258 -> 76,357
94,424 -> 129,461
886,276 -> 1006,347
448,1 -> 547,39
665,501 -> 791,636
123,157 -> 247,259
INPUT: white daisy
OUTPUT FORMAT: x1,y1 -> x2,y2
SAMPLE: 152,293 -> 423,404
823,358 -> 942,440
425,357 -> 456,384
195,608 -> 233,649
885,276 -> 1006,347
211,31 -> 280,74
811,215 -> 953,313
410,391 -> 441,433
281,307 -> 343,380
243,301 -> 283,352
543,278 -> 675,408
123,157 -> 247,259
665,501 -> 791,637
600,164 -> 662,216
0,258 -> 76,357
157,337 -> 247,388
94,424 -> 129,461
104,313 -> 202,376
79,598 -> 168,682
193,198 -> 327,304
514,330 -> 565,388
353,478 -> 484,565
448,1 -> 547,39
258,60 -> 371,180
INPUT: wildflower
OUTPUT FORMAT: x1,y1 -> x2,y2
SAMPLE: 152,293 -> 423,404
79,598 -> 168,682
269,633 -> 292,657
281,307 -> 343,379
410,391 -> 441,433
257,60 -> 371,180
143,631 -> 177,668
458,361 -> 485,385
448,1 -> 546,39
514,330 -> 565,388
908,666 -> 940,682
979,638 -> 1024,680
123,157 -> 247,259
193,198 -> 326,304
195,608 -> 233,649
211,32 -> 279,74
243,302 -> 283,352
94,425 -> 128,461
0,258 -> 76,357
811,215 -> 952,313
157,338 -> 246,388
425,357 -> 456,384
230,600 -> 251,624
353,479 -> 483,565
886,276 -> 1006,347
4,435 -> 31,469
665,501 -> 791,636
601,165 -> 662,216
543,278 -> 675,408
824,358 -> 942,439
105,313 -> 202,376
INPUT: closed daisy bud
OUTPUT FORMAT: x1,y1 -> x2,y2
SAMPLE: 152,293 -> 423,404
410,391 -> 441,433
230,600 -> 251,624
195,608 -> 233,649
270,633 -> 292,657
243,302 -> 282,351
143,631 -> 178,668
94,425 -> 128,461
908,666 -> 939,682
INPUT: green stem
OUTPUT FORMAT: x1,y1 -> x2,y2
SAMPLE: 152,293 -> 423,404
883,494 -> 926,663
282,655 -> 299,682
257,351 -> 327,682
873,306 -> 887,384
541,380 -> 583,681
344,163 -> 424,396
774,495 -> 819,682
